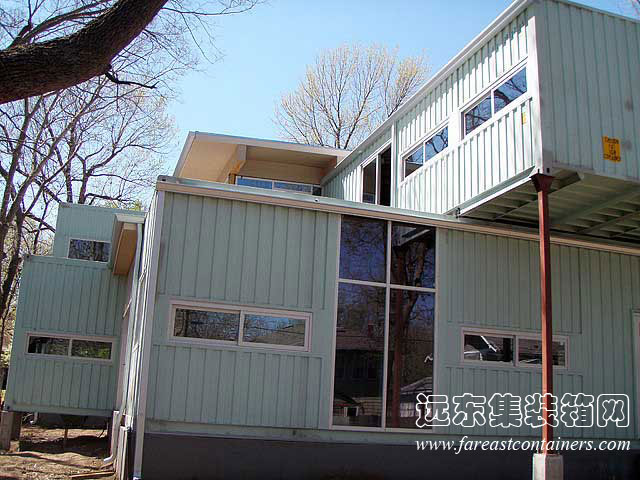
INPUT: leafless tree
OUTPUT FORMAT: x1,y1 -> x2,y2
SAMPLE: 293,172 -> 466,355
275,45 -> 429,150
0,0 -> 261,373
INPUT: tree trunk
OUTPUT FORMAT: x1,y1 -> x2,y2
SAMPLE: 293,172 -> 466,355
0,0 -> 168,104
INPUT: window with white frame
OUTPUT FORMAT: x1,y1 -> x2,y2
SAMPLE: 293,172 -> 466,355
170,303 -> 311,351
403,126 -> 449,180
236,176 -> 321,196
27,334 -> 113,360
68,239 -> 110,262
360,146 -> 391,206
332,215 -> 436,430
462,329 -> 566,368
463,67 -> 527,136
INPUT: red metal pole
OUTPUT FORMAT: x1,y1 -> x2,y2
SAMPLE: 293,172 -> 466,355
532,173 -> 555,454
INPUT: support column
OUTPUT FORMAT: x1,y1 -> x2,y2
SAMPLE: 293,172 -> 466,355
0,410 -> 16,450
531,173 -> 563,480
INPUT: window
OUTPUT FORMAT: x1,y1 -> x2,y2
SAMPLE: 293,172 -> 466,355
27,334 -> 113,361
518,337 -> 566,367
462,330 -> 567,368
403,126 -> 449,180
404,145 -> 424,179
28,336 -> 69,356
463,67 -> 527,136
71,340 -> 112,360
243,313 -> 306,347
360,146 -> 391,206
68,239 -> 110,262
170,303 -> 311,351
493,68 -> 527,113
173,307 -> 240,342
333,215 -> 436,430
236,176 -> 321,196
464,95 -> 492,136
463,333 -> 514,363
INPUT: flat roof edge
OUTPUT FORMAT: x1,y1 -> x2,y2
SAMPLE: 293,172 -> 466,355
156,175 -> 640,256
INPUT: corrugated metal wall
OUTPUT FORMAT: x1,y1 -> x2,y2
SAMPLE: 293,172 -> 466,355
437,228 -> 640,439
398,96 -> 535,213
52,203 -> 140,258
396,10 -> 529,154
323,10 -> 535,214
146,192 -> 339,429
536,0 -> 640,181
322,128 -> 392,201
6,257 -> 127,415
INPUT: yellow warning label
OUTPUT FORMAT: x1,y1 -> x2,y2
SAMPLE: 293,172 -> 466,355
522,111 -> 527,124
603,136 -> 621,163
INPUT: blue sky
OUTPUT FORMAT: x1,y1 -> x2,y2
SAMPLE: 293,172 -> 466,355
167,0 -> 631,155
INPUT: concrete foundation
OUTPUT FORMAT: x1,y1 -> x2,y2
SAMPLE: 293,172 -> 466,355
140,433 -> 640,480
533,453 -> 563,480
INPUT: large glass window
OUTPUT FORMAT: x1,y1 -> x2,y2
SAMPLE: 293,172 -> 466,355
386,290 -> 435,428
391,223 -> 436,289
171,304 -> 311,351
339,216 -> 387,283
68,239 -> 110,262
333,216 -> 436,430
333,283 -> 385,427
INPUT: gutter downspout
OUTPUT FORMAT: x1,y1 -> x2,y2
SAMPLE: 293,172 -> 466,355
104,222 -> 143,465
132,191 -> 165,479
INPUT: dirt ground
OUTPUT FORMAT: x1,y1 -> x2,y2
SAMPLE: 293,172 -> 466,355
0,425 -> 116,480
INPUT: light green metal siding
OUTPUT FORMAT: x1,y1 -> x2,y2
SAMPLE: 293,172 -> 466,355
536,0 -> 640,181
396,9 -> 534,214
146,192 -> 339,429
52,203 -> 143,258
437,228 -> 640,439
6,256 -> 127,416
323,9 -> 536,215
396,10 -> 529,154
322,128 -> 392,201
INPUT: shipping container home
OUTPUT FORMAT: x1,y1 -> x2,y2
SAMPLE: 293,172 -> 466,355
3,0 -> 640,478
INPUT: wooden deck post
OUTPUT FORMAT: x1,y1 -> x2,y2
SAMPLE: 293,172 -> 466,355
531,173 -> 555,452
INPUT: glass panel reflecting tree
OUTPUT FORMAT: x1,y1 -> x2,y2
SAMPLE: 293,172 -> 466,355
71,340 -> 112,359
362,160 -> 377,204
68,239 -> 110,262
243,314 -> 306,347
332,283 -> 385,427
464,95 -> 492,135
173,307 -> 240,342
391,223 -> 435,288
27,336 -> 69,355
424,126 -> 448,162
339,216 -> 387,283
386,290 -> 435,429
493,68 -> 527,113
404,145 -> 424,179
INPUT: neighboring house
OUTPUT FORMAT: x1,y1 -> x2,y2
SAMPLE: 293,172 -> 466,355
3,0 -> 640,478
